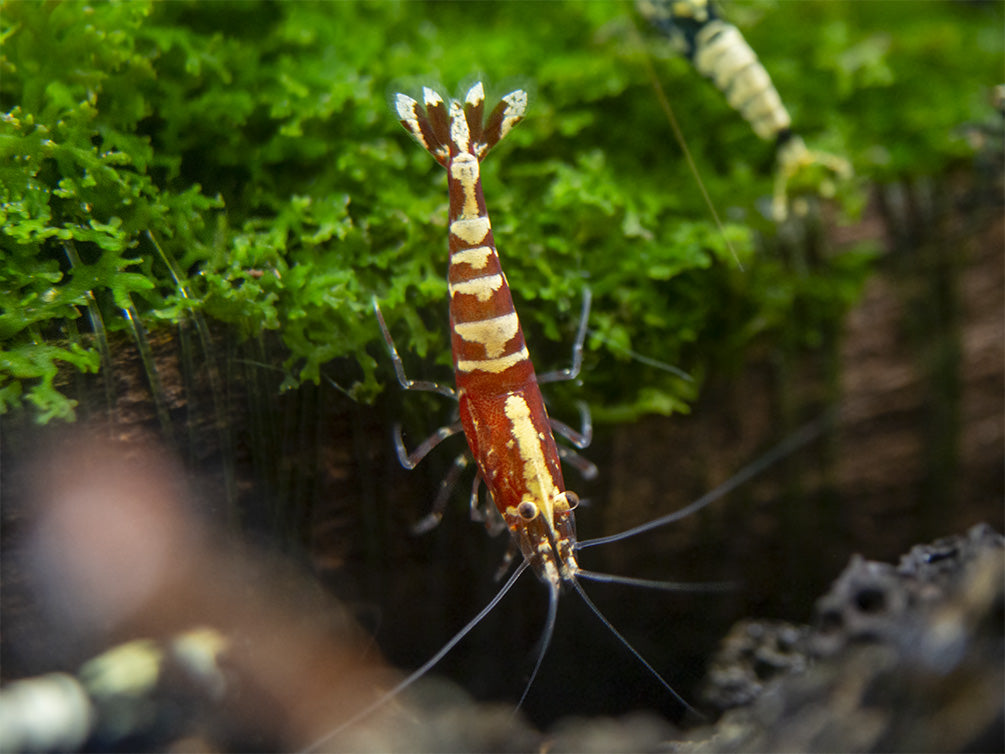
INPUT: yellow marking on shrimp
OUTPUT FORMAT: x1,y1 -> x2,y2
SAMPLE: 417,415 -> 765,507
695,22 -> 751,86
465,81 -> 485,107
450,216 -> 491,245
449,273 -> 504,302
450,153 -> 481,219
694,21 -> 790,140
449,100 -> 470,154
726,63 -> 771,110
457,346 -> 529,374
500,90 -> 528,141
454,312 -> 519,358
504,394 -> 561,523
673,0 -> 710,22
394,93 -> 428,149
422,87 -> 443,109
451,246 -> 494,269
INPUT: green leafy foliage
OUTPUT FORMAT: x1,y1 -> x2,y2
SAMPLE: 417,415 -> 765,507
1,0 -> 1000,421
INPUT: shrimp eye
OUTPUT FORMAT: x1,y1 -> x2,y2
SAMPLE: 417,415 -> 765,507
517,501 -> 538,521
563,491 -> 580,510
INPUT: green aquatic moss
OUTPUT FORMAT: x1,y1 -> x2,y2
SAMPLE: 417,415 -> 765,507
1,0 -> 1001,421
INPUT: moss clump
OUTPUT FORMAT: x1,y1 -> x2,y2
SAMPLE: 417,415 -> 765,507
1,1 -> 1001,422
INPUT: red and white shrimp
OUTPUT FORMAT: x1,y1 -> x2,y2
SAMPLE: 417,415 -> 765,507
396,82 -> 584,590
303,80 -> 822,751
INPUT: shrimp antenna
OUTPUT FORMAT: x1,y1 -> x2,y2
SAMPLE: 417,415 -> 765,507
514,579 -> 560,713
302,561 -> 530,753
570,578 -> 703,718
576,570 -> 736,593
585,327 -> 694,381
578,415 -> 829,551
626,9 -> 742,270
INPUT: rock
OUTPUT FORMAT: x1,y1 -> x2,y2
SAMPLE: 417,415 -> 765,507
682,524 -> 1003,753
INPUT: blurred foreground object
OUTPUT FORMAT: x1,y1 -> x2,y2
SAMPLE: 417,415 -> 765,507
2,433 -> 1001,751
1,430 -> 390,751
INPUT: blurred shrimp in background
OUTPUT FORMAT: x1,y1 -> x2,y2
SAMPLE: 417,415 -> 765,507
2,427 -> 395,751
